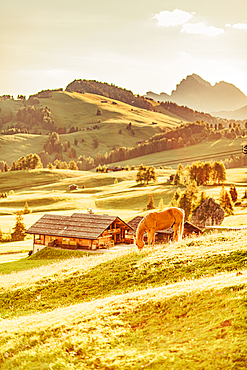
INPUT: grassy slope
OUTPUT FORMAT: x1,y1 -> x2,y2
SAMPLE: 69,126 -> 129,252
0,92 -> 183,165
109,136 -> 244,169
1,166 -> 247,224
0,167 -> 247,368
0,231 -> 247,369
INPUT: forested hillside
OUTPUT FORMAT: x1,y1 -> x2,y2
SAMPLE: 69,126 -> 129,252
66,80 -> 154,111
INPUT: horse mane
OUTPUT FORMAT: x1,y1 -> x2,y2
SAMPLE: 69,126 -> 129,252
136,217 -> 146,241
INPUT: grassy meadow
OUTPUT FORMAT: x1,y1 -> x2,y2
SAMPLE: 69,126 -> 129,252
0,231 -> 247,369
0,91 -> 183,166
1,165 -> 247,368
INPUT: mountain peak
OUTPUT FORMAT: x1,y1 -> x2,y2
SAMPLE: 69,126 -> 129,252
146,74 -> 247,113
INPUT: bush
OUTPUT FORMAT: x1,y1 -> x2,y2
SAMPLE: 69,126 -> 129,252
147,194 -> 155,210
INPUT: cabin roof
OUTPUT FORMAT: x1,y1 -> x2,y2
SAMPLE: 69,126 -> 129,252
184,221 -> 203,233
26,213 -> 133,240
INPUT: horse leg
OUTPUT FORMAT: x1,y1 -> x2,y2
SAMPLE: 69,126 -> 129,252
151,229 -> 155,247
173,220 -> 184,242
178,219 -> 184,240
173,223 -> 179,242
147,230 -> 155,247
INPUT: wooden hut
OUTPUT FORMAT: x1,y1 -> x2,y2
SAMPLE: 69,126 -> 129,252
26,213 -> 133,253
183,221 -> 203,237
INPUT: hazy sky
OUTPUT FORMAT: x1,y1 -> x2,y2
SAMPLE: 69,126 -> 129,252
1,0 -> 247,97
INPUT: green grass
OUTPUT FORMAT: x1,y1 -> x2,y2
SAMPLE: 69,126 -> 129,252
0,91 -> 183,166
0,230 -> 247,369
1,239 -> 247,319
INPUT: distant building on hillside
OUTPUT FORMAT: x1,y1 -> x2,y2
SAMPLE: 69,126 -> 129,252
26,213 -> 134,253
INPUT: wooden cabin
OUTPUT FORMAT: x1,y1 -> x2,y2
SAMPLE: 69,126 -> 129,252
183,221 -> 203,238
26,213 -> 133,253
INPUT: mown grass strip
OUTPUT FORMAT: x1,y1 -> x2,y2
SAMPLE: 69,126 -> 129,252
0,285 -> 246,370
1,250 -> 246,319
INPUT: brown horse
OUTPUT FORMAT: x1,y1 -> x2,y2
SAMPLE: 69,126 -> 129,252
135,207 -> 185,250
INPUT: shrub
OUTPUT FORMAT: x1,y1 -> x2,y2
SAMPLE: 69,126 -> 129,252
147,194 -> 155,210
11,211 -> 26,241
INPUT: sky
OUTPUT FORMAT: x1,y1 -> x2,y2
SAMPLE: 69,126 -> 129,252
1,0 -> 247,98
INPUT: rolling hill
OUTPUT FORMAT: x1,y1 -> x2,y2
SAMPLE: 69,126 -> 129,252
0,91 -> 184,166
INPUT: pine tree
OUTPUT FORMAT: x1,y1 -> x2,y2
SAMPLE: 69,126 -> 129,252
213,161 -> 226,184
11,211 -> 26,241
170,188 -> 181,207
173,163 -> 184,185
147,194 -> 155,210
219,186 -> 234,215
158,198 -> 164,210
178,181 -> 199,220
197,191 -> 208,208
229,184 -> 238,203
23,202 -> 31,214
178,192 -> 192,221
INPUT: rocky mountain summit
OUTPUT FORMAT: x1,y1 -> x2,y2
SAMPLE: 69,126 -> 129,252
146,74 -> 247,114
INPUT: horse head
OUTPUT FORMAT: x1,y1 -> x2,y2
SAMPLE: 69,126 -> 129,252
135,237 -> 145,250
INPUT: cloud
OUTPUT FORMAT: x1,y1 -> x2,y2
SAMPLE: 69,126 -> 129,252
181,22 -> 224,36
233,23 -> 247,30
152,9 -> 194,27
178,51 -> 191,59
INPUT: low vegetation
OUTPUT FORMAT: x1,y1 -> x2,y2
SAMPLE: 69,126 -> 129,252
0,231 -> 247,369
0,162 -> 247,368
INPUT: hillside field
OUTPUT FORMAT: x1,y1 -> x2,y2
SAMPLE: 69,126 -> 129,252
1,167 -> 247,369
0,91 -> 183,166
0,231 -> 247,369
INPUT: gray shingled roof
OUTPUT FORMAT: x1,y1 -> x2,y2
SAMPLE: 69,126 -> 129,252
26,213 -> 132,240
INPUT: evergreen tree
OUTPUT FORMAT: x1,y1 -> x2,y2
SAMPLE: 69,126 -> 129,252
219,186 -> 234,215
170,188 -> 181,207
23,202 -> 31,214
229,184 -> 238,203
147,194 -> 155,210
11,211 -> 26,241
197,191 -> 208,208
178,192 -> 192,221
10,161 -> 16,171
178,181 -> 199,221
174,163 -> 184,185
213,161 -> 226,184
158,198 -> 164,210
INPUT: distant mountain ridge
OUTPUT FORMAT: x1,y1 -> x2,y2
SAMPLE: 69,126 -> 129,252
211,105 -> 247,120
146,74 -> 247,114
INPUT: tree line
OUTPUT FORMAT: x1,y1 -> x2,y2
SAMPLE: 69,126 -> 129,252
173,161 -> 226,186
66,79 -> 154,111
